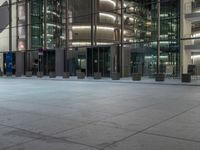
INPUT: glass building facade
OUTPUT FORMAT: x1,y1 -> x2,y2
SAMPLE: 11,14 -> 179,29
0,0 -> 182,78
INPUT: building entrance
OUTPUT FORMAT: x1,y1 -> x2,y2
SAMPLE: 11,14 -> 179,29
87,47 -> 111,77
40,50 -> 56,75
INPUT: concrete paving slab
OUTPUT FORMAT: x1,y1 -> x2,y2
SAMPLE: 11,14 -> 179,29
1,78 -> 200,149
145,106 -> 200,142
97,107 -> 177,131
13,116 -> 88,136
56,123 -> 135,149
63,110 -> 114,123
4,139 -> 99,150
0,127 -> 33,149
0,111 -> 46,126
104,133 -> 200,150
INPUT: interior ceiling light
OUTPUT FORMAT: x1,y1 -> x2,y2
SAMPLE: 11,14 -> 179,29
100,0 -> 116,7
192,33 -> 200,38
97,26 -> 115,31
72,26 -> 91,30
191,55 -> 200,59
72,42 -> 113,46
72,42 -> 91,46
99,13 -> 116,21
72,26 -> 115,31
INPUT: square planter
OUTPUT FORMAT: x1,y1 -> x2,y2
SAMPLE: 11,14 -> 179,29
0,71 -> 3,77
155,73 -> 165,82
182,74 -> 191,83
94,72 -> 102,79
37,72 -> 43,78
26,71 -> 32,77
49,72 -> 56,78
77,72 -> 85,79
15,73 -> 22,77
132,73 -> 141,81
6,72 -> 12,76
63,72 -> 70,79
112,72 -> 120,80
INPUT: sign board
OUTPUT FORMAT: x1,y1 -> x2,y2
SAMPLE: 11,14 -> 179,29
37,48 -> 44,56
5,52 -> 13,74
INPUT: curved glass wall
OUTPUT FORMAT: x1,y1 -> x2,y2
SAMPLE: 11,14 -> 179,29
0,0 -> 181,77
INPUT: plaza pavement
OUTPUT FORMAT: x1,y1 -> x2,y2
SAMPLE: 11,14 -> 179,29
0,78 -> 200,150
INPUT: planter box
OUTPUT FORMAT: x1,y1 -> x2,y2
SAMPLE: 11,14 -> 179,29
182,74 -> 191,83
49,72 -> 56,78
63,72 -> 70,79
155,73 -> 165,82
0,71 -> 3,77
6,72 -> 12,76
94,72 -> 102,79
77,72 -> 85,79
132,73 -> 141,81
37,72 -> 43,78
26,71 -> 32,77
15,73 -> 22,77
112,72 -> 120,80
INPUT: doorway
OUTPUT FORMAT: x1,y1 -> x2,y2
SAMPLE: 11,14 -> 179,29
87,47 -> 111,77
40,50 -> 56,75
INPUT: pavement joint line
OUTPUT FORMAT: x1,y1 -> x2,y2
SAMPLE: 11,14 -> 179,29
0,101 -> 175,150
0,139 -> 36,150
0,123 -> 100,150
142,132 -> 200,144
1,77 -> 200,87
100,103 -> 200,150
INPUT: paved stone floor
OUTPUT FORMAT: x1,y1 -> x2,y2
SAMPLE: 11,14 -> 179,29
0,78 -> 200,150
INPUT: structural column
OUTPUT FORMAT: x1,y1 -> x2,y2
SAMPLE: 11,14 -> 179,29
120,0 -> 124,77
44,0 -> 47,49
157,0 -> 160,74
9,0 -> 12,51
91,0 -> 94,46
180,0 -> 192,74
65,0 -> 69,72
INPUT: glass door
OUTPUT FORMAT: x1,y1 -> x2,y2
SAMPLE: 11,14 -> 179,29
87,47 -> 111,77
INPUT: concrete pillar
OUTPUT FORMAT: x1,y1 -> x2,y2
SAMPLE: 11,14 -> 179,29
111,45 -> 118,73
180,0 -> 193,74
15,51 -> 24,76
0,53 -> 3,72
121,0 -> 124,77
122,48 -> 131,77
56,49 -> 64,76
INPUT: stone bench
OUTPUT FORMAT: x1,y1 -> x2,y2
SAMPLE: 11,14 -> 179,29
112,72 -> 120,80
77,72 -> 85,79
94,72 -> 102,79
37,72 -> 43,78
132,73 -> 141,81
26,71 -> 32,77
182,74 -> 191,83
0,71 -> 3,77
6,72 -> 12,76
49,72 -> 56,78
155,73 -> 165,82
63,72 -> 70,79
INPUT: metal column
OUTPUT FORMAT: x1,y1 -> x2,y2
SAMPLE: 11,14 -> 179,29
157,0 -> 160,74
91,0 -> 94,46
44,0 -> 47,49
9,0 -> 12,51
120,0 -> 124,76
65,0 -> 69,72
